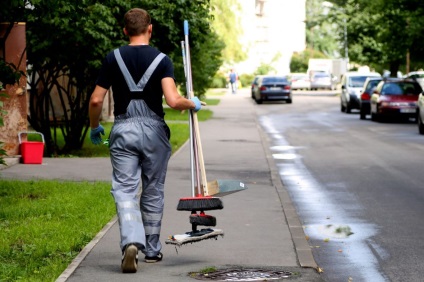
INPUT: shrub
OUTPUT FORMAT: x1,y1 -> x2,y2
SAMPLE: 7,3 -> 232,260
239,73 -> 255,88
210,72 -> 227,88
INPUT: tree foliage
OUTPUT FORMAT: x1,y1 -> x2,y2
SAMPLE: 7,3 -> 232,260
1,0 -> 224,156
210,0 -> 246,64
305,0 -> 339,57
290,48 -> 327,73
326,0 -> 424,75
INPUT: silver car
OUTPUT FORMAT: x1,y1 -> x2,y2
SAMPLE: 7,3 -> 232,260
340,72 -> 382,113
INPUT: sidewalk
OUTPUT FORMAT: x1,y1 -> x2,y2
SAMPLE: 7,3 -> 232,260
0,89 -> 323,281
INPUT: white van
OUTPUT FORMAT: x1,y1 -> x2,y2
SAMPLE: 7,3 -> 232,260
340,71 -> 382,113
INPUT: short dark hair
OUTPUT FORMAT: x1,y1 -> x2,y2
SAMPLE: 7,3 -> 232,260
124,8 -> 151,36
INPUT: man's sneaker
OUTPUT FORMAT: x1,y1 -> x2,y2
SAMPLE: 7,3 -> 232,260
145,252 -> 163,263
121,244 -> 138,273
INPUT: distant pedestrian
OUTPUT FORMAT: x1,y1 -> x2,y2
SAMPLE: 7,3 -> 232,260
228,69 -> 238,94
88,8 -> 202,273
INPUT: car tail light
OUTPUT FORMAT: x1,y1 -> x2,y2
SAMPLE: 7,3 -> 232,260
260,86 -> 267,91
284,85 -> 291,90
361,92 -> 370,100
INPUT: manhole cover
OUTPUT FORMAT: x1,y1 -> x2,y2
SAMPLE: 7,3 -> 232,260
192,268 -> 293,281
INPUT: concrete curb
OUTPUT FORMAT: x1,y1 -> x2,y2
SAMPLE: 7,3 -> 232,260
256,120 -> 319,270
0,156 -> 20,170
55,217 -> 118,282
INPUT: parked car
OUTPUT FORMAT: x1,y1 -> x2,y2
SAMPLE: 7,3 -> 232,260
370,78 -> 421,122
418,92 -> 424,134
251,75 -> 264,99
359,77 -> 383,119
310,72 -> 335,90
406,71 -> 424,90
340,71 -> 382,113
252,75 -> 292,104
289,73 -> 311,90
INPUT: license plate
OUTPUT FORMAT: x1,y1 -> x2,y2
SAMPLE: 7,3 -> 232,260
400,108 -> 415,113
270,87 -> 281,90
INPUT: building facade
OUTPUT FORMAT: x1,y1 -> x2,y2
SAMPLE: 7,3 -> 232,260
236,0 -> 306,74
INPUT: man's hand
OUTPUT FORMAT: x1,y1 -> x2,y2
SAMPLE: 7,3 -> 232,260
190,97 -> 203,112
90,125 -> 105,145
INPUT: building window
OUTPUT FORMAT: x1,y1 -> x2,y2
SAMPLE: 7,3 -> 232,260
255,0 -> 265,17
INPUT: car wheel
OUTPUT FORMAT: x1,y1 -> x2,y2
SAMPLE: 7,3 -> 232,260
341,103 -> 346,112
360,109 -> 366,120
286,99 -> 292,104
418,113 -> 424,135
255,97 -> 263,104
345,102 -> 351,113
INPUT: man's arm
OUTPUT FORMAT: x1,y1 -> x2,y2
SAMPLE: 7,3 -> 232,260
89,85 -> 108,128
162,77 -> 196,110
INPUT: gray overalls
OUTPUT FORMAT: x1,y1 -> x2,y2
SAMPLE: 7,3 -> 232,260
109,49 -> 171,257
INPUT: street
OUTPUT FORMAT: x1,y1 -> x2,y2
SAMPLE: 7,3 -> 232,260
253,90 -> 424,282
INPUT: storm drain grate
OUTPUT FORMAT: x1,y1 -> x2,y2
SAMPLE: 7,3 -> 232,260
192,268 -> 293,281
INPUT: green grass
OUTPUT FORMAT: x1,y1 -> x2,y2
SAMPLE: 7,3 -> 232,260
55,108 -> 214,157
0,98 -> 220,281
0,180 -> 115,282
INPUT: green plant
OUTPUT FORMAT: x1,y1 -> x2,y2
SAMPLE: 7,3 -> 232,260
0,59 -> 23,88
255,63 -> 276,75
210,72 -> 227,88
0,180 -> 115,281
239,73 -> 254,88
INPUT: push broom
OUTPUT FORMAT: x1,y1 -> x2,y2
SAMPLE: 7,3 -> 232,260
166,20 -> 247,246
166,21 -> 224,246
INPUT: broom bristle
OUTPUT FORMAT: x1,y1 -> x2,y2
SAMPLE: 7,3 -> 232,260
177,197 -> 223,211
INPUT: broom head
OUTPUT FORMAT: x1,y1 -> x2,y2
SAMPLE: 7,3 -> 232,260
177,196 -> 223,211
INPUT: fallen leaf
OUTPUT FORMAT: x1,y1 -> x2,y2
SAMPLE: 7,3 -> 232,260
324,238 -> 330,242
338,249 -> 343,252
317,267 -> 324,273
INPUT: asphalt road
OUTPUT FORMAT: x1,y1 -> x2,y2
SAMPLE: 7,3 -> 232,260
253,91 -> 424,282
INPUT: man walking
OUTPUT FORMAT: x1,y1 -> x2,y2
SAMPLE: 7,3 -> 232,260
89,8 -> 202,273
229,68 -> 238,94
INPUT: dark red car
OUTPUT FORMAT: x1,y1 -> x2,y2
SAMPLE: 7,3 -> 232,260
370,78 -> 422,122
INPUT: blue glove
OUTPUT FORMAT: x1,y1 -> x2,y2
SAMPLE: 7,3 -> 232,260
90,125 -> 105,145
190,97 -> 202,112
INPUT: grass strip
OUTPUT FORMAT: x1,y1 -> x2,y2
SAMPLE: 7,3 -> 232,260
0,180 -> 115,282
1,98 -> 220,281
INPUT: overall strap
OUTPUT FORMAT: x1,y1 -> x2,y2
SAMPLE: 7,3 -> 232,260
114,48 -> 166,92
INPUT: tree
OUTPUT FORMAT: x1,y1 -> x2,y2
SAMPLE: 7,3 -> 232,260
290,48 -> 327,73
1,0 -> 224,156
305,0 -> 339,57
326,0 -> 424,75
210,0 -> 246,64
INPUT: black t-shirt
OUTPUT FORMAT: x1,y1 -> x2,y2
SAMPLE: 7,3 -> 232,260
96,45 -> 174,118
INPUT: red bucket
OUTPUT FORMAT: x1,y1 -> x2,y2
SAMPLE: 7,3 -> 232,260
18,131 -> 45,164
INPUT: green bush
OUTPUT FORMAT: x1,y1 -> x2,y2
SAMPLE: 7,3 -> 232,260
290,48 -> 328,73
255,63 -> 276,75
239,74 -> 255,88
210,72 -> 227,88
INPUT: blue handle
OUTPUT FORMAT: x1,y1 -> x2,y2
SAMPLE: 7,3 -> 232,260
184,20 -> 189,36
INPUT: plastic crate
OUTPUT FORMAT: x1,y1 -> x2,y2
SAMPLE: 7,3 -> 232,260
18,131 -> 45,164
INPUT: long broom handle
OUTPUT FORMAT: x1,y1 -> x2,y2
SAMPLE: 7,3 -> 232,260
191,101 -> 209,196
184,20 -> 208,196
181,40 -> 196,197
